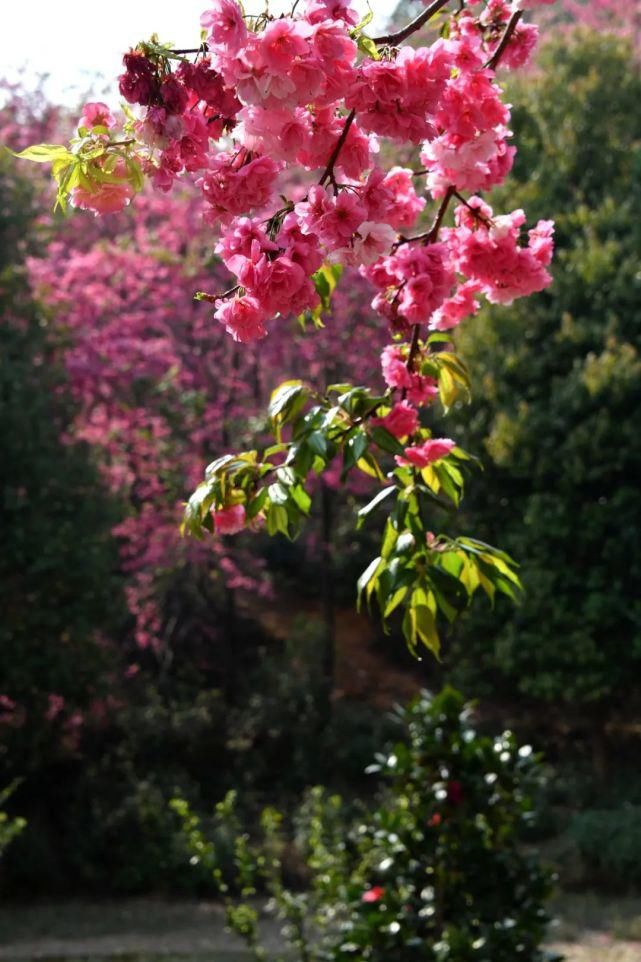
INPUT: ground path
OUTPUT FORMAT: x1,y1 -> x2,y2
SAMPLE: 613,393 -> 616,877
1,898 -> 640,962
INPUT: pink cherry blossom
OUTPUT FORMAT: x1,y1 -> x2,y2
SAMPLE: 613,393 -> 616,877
214,294 -> 268,342
396,438 -> 456,468
81,102 -> 116,129
373,401 -> 419,439
213,503 -> 247,535
71,165 -> 135,215
446,200 -> 555,305
201,0 -> 248,53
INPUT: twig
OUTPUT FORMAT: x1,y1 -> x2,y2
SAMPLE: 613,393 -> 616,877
319,109 -> 356,188
194,285 -> 240,303
453,190 -> 493,226
169,44 -> 209,55
372,0 -> 453,47
485,10 -> 522,70
395,186 -> 455,249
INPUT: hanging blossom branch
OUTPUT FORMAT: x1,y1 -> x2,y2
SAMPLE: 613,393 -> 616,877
15,0 -> 558,656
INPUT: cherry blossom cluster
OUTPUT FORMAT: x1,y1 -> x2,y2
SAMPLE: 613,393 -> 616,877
20,0 -> 557,553
59,0 -> 556,329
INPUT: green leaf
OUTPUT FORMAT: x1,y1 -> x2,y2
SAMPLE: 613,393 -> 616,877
356,452 -> 385,481
266,504 -> 289,537
264,442 -> 288,459
269,380 -> 307,424
427,332 -> 453,346
358,485 -> 396,522
357,556 -> 384,610
346,430 -> 368,463
351,8 -> 373,34
246,486 -> 269,520
370,425 -> 406,456
381,519 -> 399,559
11,143 -> 75,164
312,263 -> 344,313
307,430 -> 328,458
357,34 -> 381,60
289,484 -> 312,515
438,365 -> 457,413
205,454 -> 237,479
402,594 -> 441,658
267,482 -> 289,505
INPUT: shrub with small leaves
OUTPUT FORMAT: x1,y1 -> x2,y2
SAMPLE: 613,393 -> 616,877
173,688 -> 558,962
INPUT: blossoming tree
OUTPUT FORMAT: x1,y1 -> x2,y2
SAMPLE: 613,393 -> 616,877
18,0 -> 556,657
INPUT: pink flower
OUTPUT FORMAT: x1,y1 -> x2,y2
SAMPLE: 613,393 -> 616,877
381,345 -> 411,391
305,0 -> 359,24
251,254 -> 308,315
200,152 -> 279,222
348,222 -> 396,266
201,0 -> 248,53
81,102 -> 116,129
373,401 -> 419,439
396,438 -> 455,468
118,52 -> 158,106
381,168 -> 425,230
447,200 -> 554,305
259,20 -> 311,74
160,76 -> 189,115
370,243 -> 455,327
362,886 -> 385,903
494,22 -> 539,70
215,216 -> 278,274
214,295 -> 268,342
430,280 -> 482,332
316,189 -> 368,250
213,503 -> 246,535
71,169 -> 135,215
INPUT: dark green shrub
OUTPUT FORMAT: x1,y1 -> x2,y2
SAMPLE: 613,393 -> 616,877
174,688 -> 556,962
569,806 -> 641,890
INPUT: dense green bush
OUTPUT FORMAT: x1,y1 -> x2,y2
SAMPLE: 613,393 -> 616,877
569,806 -> 641,890
445,31 -> 641,732
174,688 -> 555,962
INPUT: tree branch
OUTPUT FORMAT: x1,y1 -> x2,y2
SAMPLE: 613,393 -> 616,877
169,44 -> 209,55
319,109 -> 356,188
485,10 -> 523,70
372,0 -> 453,47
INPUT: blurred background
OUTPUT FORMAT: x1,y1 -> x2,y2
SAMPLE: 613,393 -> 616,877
1,1 -> 641,960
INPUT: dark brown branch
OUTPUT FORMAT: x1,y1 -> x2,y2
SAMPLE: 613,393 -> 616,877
396,186 -> 455,249
372,0 -> 453,47
319,109 -> 356,187
453,190 -> 492,226
406,324 -> 423,376
169,44 -> 209,55
485,9 -> 522,70
426,186 -> 455,243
